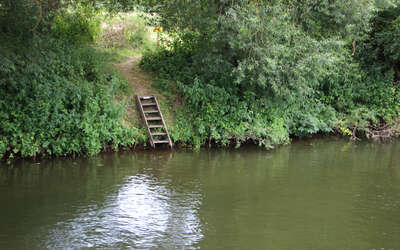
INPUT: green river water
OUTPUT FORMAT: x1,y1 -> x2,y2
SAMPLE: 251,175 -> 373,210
1,138 -> 400,249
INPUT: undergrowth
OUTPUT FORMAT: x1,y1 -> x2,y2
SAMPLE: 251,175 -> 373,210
140,3 -> 400,149
0,36 -> 141,160
98,14 -> 157,59
2,0 -> 400,159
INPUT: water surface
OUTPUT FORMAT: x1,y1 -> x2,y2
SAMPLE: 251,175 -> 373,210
1,138 -> 400,249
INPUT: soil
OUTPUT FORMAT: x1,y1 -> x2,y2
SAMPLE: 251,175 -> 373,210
114,55 -> 161,97
113,55 -> 173,127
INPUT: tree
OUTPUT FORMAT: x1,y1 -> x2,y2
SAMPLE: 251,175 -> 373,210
359,5 -> 400,83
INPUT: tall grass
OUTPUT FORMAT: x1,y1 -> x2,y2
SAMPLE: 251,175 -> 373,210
98,13 -> 157,57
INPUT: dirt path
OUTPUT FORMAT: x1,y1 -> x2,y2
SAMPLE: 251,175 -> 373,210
114,55 -> 159,97
114,55 -> 174,127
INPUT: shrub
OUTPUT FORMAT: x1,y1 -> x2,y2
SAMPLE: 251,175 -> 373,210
140,2 -> 400,147
0,37 -> 137,159
51,9 -> 101,45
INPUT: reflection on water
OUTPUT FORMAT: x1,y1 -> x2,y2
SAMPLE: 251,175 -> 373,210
43,175 -> 202,249
1,138 -> 400,249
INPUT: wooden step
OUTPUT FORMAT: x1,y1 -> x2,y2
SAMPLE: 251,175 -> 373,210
140,96 -> 154,100
146,117 -> 162,121
151,132 -> 167,136
149,125 -> 163,129
153,140 -> 170,144
144,110 -> 159,114
142,103 -> 156,106
137,95 -> 173,148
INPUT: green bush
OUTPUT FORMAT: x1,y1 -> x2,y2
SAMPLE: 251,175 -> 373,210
358,5 -> 400,83
140,2 -> 400,147
0,37 -> 137,159
51,9 -> 101,45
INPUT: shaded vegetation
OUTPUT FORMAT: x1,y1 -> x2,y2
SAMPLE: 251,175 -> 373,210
1,0 -> 400,159
139,0 -> 400,148
0,36 -> 139,159
0,0 -> 142,159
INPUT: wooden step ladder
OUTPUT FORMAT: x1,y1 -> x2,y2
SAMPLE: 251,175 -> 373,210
137,95 -> 173,148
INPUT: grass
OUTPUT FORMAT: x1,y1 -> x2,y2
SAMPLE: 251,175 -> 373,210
97,13 -> 157,60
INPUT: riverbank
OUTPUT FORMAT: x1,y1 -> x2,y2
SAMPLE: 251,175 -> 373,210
2,5 -> 400,161
1,42 -> 398,163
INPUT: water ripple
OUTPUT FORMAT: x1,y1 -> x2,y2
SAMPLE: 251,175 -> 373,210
41,175 -> 203,249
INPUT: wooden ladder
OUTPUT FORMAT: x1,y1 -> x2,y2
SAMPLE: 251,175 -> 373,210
137,95 -> 173,148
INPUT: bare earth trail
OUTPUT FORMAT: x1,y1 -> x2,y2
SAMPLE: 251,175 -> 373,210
114,55 -> 160,97
113,55 -> 174,127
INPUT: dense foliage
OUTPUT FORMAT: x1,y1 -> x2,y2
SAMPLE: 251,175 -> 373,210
1,0 -> 400,158
140,0 -> 400,148
358,5 -> 400,83
0,1 -> 140,159
0,37 -> 138,159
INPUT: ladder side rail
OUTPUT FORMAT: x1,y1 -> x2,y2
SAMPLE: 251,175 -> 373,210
137,96 -> 155,148
154,96 -> 173,148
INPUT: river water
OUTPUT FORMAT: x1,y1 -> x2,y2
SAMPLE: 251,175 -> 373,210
1,138 -> 400,249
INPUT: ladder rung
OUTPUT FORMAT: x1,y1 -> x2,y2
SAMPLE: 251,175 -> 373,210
149,125 -> 163,128
146,117 -> 162,121
144,110 -> 159,114
137,95 -> 172,149
142,103 -> 156,106
152,132 -> 167,136
140,96 -> 154,100
153,140 -> 170,144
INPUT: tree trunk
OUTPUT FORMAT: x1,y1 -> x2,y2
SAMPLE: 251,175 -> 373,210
394,63 -> 400,84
